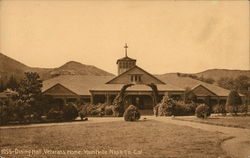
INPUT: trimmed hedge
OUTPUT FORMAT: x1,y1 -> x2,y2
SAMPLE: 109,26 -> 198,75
123,105 -> 140,121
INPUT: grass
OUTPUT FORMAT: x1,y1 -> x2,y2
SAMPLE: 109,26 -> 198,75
175,116 -> 250,129
0,119 -> 230,158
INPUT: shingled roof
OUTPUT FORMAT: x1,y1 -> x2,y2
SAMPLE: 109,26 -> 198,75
156,74 -> 243,97
90,83 -> 184,92
42,73 -> 237,97
42,75 -> 183,95
42,75 -> 114,95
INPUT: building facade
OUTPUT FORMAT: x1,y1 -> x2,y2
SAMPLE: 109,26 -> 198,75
42,45 -> 245,112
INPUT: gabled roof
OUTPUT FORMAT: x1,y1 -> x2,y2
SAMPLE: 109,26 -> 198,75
156,74 -> 244,97
106,65 -> 166,84
191,84 -> 218,96
42,83 -> 79,96
42,75 -> 114,95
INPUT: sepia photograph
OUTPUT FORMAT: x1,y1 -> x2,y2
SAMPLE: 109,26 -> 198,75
0,0 -> 249,158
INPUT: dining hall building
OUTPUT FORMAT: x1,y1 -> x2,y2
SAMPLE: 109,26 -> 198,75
42,45 -> 245,111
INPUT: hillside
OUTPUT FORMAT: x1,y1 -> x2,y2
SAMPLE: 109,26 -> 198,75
194,69 -> 250,81
48,61 -> 114,78
0,53 -> 114,81
0,53 -> 31,80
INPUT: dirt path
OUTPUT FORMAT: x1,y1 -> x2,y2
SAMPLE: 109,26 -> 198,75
149,116 -> 250,158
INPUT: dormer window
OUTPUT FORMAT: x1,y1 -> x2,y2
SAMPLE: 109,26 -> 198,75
130,74 -> 142,83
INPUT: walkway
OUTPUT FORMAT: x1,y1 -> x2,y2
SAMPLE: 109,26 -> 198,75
150,116 -> 250,158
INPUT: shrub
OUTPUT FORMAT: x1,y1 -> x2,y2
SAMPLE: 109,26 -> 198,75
174,101 -> 197,116
123,105 -> 140,121
212,104 -> 226,115
62,103 -> 78,121
238,104 -> 248,114
47,108 -> 63,122
195,104 -> 211,119
157,96 -> 175,116
104,106 -> 113,115
78,103 -> 108,117
0,104 -> 10,125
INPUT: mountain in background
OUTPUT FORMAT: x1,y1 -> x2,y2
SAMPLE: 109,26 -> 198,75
194,69 -> 250,81
0,52 -> 249,83
48,61 -> 114,78
0,52 -> 114,81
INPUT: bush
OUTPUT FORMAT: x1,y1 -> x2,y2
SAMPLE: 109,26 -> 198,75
62,103 -> 78,121
123,105 -> 140,121
174,101 -> 197,116
157,96 -> 175,116
0,104 -> 10,125
212,104 -> 226,115
104,106 -> 113,115
195,104 -> 211,119
78,103 -> 108,117
238,104 -> 248,114
47,108 -> 63,121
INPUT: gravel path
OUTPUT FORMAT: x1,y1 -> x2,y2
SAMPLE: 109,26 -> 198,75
149,116 -> 250,158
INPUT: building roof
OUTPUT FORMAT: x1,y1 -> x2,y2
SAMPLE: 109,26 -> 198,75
156,74 -> 243,97
106,65 -> 166,84
90,83 -> 184,92
42,73 -> 238,97
42,75 -> 183,95
42,75 -> 114,95
116,56 -> 136,64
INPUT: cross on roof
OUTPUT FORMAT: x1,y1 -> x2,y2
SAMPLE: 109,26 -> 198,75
124,43 -> 128,57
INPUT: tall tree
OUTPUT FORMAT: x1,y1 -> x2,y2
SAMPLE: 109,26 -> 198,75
17,72 -> 42,102
226,90 -> 242,115
16,72 -> 43,120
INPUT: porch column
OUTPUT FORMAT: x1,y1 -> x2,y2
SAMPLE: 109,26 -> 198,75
106,93 -> 110,105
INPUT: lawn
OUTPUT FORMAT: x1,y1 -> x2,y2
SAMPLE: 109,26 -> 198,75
0,119 -> 230,158
175,116 -> 250,129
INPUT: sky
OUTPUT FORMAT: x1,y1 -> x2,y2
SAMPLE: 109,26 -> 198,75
0,0 -> 249,75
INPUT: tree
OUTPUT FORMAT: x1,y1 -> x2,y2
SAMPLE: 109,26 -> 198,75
226,90 -> 242,115
234,75 -> 250,92
6,75 -> 19,90
0,79 -> 5,92
16,72 -> 43,120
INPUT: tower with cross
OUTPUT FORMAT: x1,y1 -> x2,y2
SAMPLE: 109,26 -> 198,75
116,43 -> 137,75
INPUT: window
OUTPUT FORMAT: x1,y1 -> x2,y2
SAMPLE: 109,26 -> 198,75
130,74 -> 142,82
